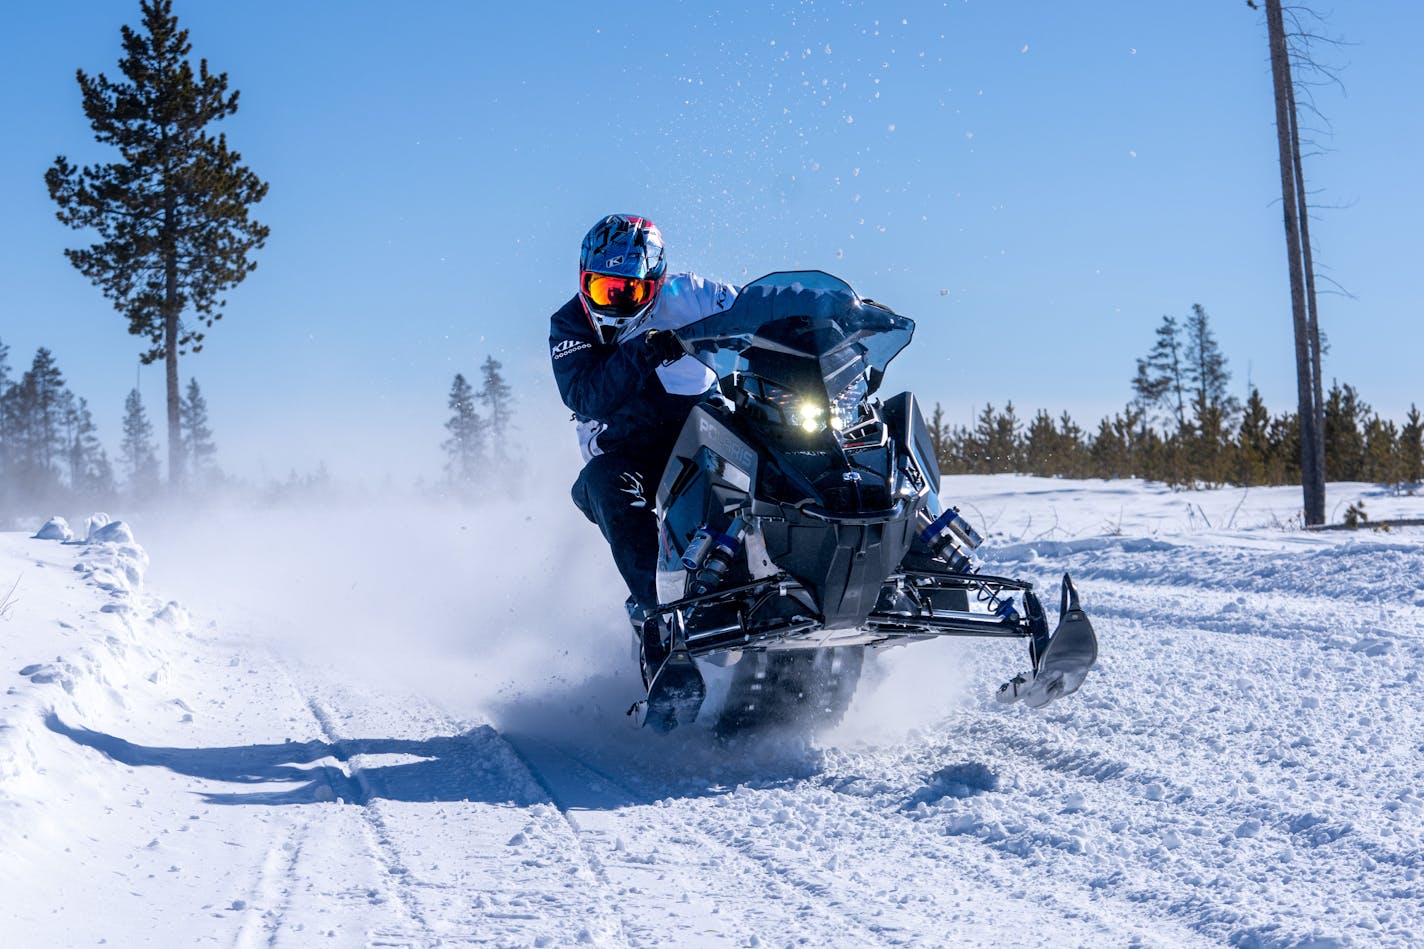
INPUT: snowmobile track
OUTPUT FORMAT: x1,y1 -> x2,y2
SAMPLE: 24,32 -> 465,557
496,733 -> 639,946
303,696 -> 434,938
500,733 -> 905,948
231,821 -> 305,949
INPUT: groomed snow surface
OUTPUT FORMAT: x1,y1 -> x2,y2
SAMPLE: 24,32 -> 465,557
1,477 -> 1421,948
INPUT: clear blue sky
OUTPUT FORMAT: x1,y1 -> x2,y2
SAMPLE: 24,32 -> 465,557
2,1 -> 1420,482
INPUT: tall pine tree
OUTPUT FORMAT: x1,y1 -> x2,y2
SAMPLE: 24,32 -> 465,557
65,397 -> 113,496
1362,415 -> 1400,489
179,377 -> 218,485
1132,315 -> 1187,432
1323,382 -> 1366,481
478,356 -> 513,470
6,349 -> 70,490
1401,405 -> 1423,490
1183,304 -> 1237,484
1236,387 -> 1272,486
120,388 -> 161,497
442,373 -> 484,490
927,403 -> 949,465
46,0 -> 269,488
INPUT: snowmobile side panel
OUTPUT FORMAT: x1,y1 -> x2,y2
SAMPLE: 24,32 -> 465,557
880,391 -> 941,496
656,405 -> 760,605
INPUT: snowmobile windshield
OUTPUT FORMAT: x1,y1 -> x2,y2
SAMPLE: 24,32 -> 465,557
678,272 -> 915,415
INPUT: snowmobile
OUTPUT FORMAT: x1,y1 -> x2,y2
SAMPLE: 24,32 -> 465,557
632,271 -> 1098,733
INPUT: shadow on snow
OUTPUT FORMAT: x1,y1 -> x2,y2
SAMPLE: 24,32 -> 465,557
45,712 -> 541,807
45,707 -> 827,809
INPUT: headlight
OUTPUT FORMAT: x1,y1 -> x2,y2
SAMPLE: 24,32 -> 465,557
737,377 -> 867,436
794,402 -> 826,433
830,376 -> 869,431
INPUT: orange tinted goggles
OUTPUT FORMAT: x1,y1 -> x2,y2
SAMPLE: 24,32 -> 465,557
582,272 -> 657,312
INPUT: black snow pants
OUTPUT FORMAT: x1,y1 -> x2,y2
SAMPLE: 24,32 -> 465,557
571,448 -> 664,616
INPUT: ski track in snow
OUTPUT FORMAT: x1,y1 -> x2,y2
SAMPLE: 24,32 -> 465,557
2,481 -> 1423,947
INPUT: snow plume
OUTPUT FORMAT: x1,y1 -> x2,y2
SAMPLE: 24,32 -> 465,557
132,423 -> 644,731
824,637 -> 981,746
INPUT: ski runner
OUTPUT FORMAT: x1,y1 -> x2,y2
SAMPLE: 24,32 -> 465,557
549,214 -> 738,685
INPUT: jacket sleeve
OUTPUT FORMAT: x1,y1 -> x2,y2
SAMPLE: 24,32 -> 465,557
551,332 -> 661,421
656,273 -> 738,328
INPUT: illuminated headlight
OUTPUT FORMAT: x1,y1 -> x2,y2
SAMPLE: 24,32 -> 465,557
830,376 -> 869,433
795,402 -> 825,433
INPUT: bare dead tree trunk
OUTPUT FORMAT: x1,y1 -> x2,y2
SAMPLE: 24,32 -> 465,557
1265,0 -> 1325,524
1283,53 -> 1327,518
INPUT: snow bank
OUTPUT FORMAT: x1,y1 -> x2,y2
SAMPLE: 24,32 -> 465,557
0,517 -> 185,794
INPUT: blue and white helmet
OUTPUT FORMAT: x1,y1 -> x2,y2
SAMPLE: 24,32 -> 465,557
578,214 -> 667,344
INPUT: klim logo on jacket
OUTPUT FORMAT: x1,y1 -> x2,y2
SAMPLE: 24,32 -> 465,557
552,338 -> 593,360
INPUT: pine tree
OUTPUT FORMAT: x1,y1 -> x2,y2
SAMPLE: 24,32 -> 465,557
966,403 -> 1022,473
1025,410 -> 1060,477
1401,404 -> 1423,490
1056,411 -> 1089,478
46,0 -> 269,488
442,373 -> 484,488
65,397 -> 113,495
1133,315 -> 1187,432
1183,304 -> 1237,485
1362,416 -> 1400,489
1268,411 -> 1301,485
120,388 -> 161,496
1089,416 -> 1129,479
6,349 -> 70,489
1323,382 -> 1367,481
1135,425 -> 1167,483
927,403 -> 949,465
478,356 -> 513,468
1184,305 -> 1237,420
1116,405 -> 1146,477
937,422 -> 973,475
989,402 -> 1023,472
1236,387 -> 1272,485
179,377 -> 218,484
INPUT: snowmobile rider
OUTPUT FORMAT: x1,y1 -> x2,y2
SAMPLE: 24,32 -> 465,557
549,213 -> 738,633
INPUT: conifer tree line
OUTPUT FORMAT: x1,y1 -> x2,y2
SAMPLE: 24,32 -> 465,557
928,306 -> 1424,492
0,335 -> 220,517
442,356 -> 516,494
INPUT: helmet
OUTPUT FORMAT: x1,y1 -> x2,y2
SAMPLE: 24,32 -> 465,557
578,214 -> 667,344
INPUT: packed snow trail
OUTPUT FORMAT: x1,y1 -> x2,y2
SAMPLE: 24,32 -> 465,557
2,479 -> 1422,947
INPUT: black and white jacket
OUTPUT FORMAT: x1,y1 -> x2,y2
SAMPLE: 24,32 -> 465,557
549,272 -> 737,462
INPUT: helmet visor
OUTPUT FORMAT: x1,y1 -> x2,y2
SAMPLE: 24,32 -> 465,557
582,271 -> 658,315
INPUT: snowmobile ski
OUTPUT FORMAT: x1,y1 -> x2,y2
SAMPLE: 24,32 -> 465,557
997,574 -> 1098,708
634,645 -> 706,733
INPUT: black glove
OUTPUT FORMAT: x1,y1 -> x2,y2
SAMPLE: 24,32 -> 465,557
644,328 -> 685,364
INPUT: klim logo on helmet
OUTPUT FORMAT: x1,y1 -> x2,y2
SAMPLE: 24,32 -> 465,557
605,256 -> 624,267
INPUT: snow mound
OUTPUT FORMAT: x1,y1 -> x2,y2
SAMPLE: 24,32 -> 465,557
32,517 -> 73,542
82,512 -> 111,540
78,520 -> 149,598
